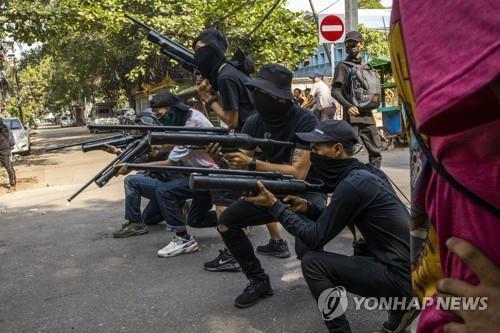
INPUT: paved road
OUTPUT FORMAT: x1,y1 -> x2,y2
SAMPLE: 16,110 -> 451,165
0,126 -> 416,333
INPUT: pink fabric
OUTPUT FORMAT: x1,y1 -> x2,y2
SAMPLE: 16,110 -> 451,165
418,119 -> 500,333
391,1 -> 500,135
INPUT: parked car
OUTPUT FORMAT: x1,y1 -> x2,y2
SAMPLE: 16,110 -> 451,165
88,105 -> 120,133
1,117 -> 30,155
60,115 -> 76,127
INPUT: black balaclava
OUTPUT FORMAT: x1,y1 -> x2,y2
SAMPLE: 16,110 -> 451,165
162,106 -> 191,127
253,90 -> 291,130
309,153 -> 366,191
194,44 -> 226,90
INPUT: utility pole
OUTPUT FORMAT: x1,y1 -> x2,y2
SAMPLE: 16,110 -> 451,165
12,57 -> 23,124
345,0 -> 359,32
309,0 -> 332,65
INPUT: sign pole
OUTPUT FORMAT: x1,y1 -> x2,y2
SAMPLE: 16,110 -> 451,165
331,43 -> 335,78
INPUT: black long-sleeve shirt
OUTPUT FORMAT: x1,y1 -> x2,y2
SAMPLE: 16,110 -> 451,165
268,166 -> 411,278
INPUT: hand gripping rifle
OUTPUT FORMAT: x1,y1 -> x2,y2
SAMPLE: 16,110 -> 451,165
148,132 -> 295,153
125,14 -> 197,74
66,136 -> 151,202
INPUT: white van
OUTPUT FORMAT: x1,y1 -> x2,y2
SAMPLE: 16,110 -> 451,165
2,117 -> 30,155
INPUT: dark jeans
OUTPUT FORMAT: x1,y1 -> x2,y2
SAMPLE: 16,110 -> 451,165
352,123 -> 382,168
0,151 -> 16,185
155,177 -> 217,232
219,192 -> 327,280
301,251 -> 413,333
124,174 -> 167,223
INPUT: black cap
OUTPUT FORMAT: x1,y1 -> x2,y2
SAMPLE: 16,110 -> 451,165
150,91 -> 188,111
295,120 -> 358,150
245,64 -> 294,100
192,28 -> 228,53
345,31 -> 363,43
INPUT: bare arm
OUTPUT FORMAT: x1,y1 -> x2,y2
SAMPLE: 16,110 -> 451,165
209,101 -> 238,130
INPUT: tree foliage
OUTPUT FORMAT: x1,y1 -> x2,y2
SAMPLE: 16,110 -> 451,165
358,24 -> 389,59
1,0 -> 317,115
358,0 -> 385,9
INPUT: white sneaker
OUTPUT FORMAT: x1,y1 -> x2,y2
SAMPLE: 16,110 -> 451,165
157,235 -> 199,258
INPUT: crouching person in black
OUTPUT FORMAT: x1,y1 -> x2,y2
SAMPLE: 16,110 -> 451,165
217,64 -> 327,308
245,120 -> 417,333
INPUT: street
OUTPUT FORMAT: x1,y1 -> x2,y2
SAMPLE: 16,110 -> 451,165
0,126 -> 416,333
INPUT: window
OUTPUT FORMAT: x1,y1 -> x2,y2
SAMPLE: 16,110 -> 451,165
313,55 -> 318,66
320,53 -> 325,65
2,119 -> 22,130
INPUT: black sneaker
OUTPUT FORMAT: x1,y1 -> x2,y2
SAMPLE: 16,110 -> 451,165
381,309 -> 419,333
256,239 -> 291,258
204,248 -> 241,272
234,276 -> 273,308
113,222 -> 148,238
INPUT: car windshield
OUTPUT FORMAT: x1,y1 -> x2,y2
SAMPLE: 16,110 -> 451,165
2,119 -> 23,130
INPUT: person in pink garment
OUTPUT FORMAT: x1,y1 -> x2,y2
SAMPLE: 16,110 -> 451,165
389,0 -> 500,332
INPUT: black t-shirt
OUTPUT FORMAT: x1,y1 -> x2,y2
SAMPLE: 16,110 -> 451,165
241,105 -> 321,181
217,64 -> 256,131
293,97 -> 304,107
332,56 -> 375,125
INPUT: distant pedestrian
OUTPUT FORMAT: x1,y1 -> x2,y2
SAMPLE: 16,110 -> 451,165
292,88 -> 304,106
309,72 -> 336,121
0,117 -> 16,190
301,88 -> 314,110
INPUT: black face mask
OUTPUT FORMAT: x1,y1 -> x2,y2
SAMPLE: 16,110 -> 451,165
253,90 -> 291,129
194,45 -> 225,90
162,107 -> 191,127
346,46 -> 360,58
310,153 -> 365,190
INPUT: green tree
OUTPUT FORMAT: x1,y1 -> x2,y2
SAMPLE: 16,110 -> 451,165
358,24 -> 389,59
1,0 -> 317,111
358,0 -> 385,9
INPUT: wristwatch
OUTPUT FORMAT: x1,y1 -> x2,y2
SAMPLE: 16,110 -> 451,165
248,156 -> 257,171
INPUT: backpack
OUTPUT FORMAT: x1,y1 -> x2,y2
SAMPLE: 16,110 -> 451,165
342,61 -> 381,110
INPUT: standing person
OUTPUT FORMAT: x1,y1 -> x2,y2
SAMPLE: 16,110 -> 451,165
389,1 -> 500,332
0,117 -> 16,190
244,120 -> 417,333
217,64 -> 327,308
310,72 -> 336,121
193,29 -> 290,270
301,87 -> 314,110
292,88 -> 304,106
332,31 -> 383,168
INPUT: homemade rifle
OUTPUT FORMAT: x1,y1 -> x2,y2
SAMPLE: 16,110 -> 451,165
45,134 -> 125,152
88,124 -> 229,134
123,163 -> 292,179
149,132 -> 295,152
190,174 -> 326,195
125,14 -> 197,74
94,136 -> 151,188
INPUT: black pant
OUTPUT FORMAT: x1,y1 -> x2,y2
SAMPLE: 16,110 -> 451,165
0,151 -> 16,185
301,250 -> 413,333
219,192 -> 327,280
352,123 -> 382,168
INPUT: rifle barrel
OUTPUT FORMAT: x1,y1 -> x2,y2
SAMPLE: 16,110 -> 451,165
88,124 -> 228,134
45,134 -> 125,152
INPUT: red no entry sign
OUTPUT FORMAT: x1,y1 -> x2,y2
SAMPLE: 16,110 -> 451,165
319,14 -> 345,43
